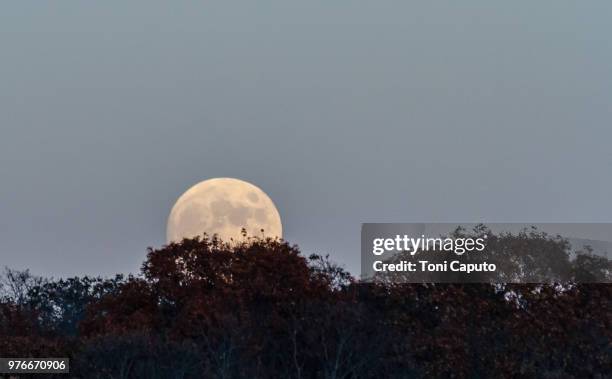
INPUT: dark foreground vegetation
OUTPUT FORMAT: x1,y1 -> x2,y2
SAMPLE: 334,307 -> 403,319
1,230 -> 610,378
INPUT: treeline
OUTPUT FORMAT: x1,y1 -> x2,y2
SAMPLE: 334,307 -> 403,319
0,232 -> 610,378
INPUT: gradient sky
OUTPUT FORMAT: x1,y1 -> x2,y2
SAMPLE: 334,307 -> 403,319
1,2 -> 612,277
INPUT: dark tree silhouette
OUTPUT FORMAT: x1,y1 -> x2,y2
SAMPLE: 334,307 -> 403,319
0,231 -> 610,378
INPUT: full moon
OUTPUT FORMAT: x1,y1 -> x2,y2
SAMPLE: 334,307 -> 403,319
166,178 -> 282,244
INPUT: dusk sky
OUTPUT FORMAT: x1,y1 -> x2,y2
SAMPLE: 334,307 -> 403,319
2,2 -> 612,277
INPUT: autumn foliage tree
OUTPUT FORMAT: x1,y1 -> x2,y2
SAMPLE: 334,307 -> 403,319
0,231 -> 610,378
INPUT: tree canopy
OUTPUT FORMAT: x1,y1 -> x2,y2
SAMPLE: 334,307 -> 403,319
0,233 -> 610,378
